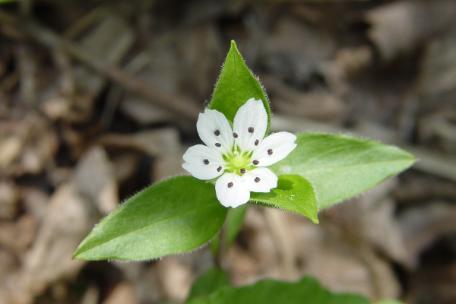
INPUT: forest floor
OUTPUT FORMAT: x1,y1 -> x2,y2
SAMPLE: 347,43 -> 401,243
1,1 -> 456,303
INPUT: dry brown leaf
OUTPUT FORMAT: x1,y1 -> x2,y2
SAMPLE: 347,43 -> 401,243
259,16 -> 335,84
0,215 -> 37,254
101,129 -> 183,180
367,0 -> 456,60
228,206 -> 400,299
157,257 -> 193,302
0,181 -> 19,220
0,183 -> 98,304
73,147 -> 118,214
399,202 -> 456,267
265,76 -> 345,122
103,283 -> 138,304
0,116 -> 57,176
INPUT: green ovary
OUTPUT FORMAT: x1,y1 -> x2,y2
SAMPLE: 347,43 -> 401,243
223,149 -> 254,175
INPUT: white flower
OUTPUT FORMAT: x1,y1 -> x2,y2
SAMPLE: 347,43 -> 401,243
182,98 -> 297,208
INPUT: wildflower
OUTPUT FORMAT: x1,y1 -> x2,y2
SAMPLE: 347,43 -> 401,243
183,99 -> 296,207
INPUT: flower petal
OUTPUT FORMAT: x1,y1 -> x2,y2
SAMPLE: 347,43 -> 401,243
251,132 -> 297,167
233,98 -> 267,151
215,173 -> 250,208
243,167 -> 278,193
196,109 -> 233,153
182,144 -> 224,180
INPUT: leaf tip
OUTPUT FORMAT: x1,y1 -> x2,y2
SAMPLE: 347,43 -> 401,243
72,244 -> 89,260
400,149 -> 417,169
72,250 -> 84,260
228,40 -> 242,59
73,237 -> 96,261
311,216 -> 319,224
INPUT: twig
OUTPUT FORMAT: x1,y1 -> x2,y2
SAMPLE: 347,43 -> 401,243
18,0 -> 36,105
0,11 -> 200,122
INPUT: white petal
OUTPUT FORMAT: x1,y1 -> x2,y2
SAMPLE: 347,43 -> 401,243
215,173 -> 250,208
182,144 -> 224,180
243,167 -> 278,193
233,98 -> 268,151
251,132 -> 297,167
196,109 -> 233,153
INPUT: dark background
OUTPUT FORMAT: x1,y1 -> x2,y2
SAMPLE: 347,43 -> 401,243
1,0 -> 456,303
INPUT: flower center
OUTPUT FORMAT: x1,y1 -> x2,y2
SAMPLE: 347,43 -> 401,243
223,148 -> 253,175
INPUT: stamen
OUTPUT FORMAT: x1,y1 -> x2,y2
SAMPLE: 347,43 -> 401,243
254,177 -> 260,183
227,182 -> 234,188
217,166 -> 222,172
233,132 -> 238,138
267,149 -> 273,155
240,168 -> 246,174
248,127 -> 254,133
214,130 -> 220,136
203,159 -> 209,165
254,139 -> 259,146
253,160 -> 259,165
215,143 -> 221,147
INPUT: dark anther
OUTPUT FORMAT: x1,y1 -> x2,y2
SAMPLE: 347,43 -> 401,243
203,159 -> 209,165
214,130 -> 220,136
217,166 -> 222,172
254,139 -> 259,146
248,127 -> 254,133
215,143 -> 221,147
240,168 -> 246,174
233,132 -> 238,138
254,177 -> 260,183
227,182 -> 234,188
253,160 -> 259,165
267,149 -> 273,155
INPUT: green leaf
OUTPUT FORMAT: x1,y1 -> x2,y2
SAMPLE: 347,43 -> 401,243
74,176 -> 227,261
251,174 -> 319,223
188,276 -> 369,304
271,133 -> 415,209
373,301 -> 404,304
187,268 -> 230,302
209,40 -> 271,126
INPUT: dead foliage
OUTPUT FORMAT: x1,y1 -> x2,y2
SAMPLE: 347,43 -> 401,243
0,0 -> 455,303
